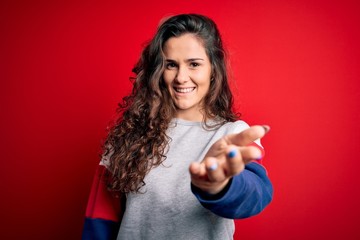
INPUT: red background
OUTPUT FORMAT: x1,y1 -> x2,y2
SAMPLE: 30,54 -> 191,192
1,0 -> 360,239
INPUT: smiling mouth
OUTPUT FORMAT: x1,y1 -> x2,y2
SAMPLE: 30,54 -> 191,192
174,87 -> 196,93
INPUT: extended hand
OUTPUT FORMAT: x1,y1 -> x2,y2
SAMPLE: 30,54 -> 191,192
189,125 -> 270,195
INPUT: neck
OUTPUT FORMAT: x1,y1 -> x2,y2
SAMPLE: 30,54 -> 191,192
175,110 -> 204,122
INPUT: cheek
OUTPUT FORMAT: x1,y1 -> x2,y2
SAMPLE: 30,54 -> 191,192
162,76 -> 170,88
197,73 -> 211,88
200,77 -> 211,94
195,68 -> 211,82
162,71 -> 173,86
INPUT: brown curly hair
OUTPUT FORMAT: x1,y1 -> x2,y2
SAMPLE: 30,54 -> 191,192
104,14 -> 239,193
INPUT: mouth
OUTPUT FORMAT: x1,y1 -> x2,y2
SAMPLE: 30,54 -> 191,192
174,87 -> 196,93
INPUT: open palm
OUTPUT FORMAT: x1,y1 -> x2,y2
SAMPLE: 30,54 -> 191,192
189,125 -> 270,194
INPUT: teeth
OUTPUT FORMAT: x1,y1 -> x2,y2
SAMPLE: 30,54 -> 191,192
175,87 -> 195,93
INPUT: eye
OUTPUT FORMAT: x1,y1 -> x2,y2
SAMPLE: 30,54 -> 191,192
190,62 -> 200,68
166,62 -> 177,69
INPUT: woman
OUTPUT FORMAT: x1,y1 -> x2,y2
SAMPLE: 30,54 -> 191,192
83,14 -> 273,240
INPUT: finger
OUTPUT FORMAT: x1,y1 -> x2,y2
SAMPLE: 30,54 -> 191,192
239,145 -> 263,164
225,147 -> 245,176
189,162 -> 207,179
205,157 -> 226,182
225,125 -> 270,146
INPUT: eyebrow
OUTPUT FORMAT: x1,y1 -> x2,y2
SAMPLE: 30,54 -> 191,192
165,58 -> 205,62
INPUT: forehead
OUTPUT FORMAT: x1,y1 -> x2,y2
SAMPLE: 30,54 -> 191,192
163,33 -> 207,58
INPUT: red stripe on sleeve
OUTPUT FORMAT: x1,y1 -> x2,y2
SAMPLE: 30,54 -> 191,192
85,165 -> 124,222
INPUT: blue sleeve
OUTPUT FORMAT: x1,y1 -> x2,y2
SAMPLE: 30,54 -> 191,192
82,165 -> 124,239
82,218 -> 120,240
191,162 -> 273,219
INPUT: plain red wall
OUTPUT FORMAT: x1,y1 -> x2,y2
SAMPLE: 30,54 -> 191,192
1,0 -> 360,239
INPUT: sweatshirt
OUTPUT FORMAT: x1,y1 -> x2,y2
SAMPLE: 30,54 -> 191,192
82,118 -> 273,239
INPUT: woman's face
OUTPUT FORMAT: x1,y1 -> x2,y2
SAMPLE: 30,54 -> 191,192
162,33 -> 212,121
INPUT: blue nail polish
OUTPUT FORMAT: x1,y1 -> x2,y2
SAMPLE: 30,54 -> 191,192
228,149 -> 237,158
208,162 -> 218,171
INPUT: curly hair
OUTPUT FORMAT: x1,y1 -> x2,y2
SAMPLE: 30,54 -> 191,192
104,14 -> 239,193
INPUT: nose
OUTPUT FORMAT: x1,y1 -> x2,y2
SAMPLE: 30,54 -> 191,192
175,66 -> 189,84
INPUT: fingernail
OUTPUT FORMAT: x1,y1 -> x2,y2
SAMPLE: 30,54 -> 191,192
228,149 -> 237,158
208,162 -> 218,171
262,125 -> 270,133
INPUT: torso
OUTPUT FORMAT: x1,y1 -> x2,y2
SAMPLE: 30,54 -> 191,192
117,118 -> 249,240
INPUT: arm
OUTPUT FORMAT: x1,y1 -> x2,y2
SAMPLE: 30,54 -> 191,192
191,161 -> 273,219
82,165 -> 125,240
189,125 -> 273,219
